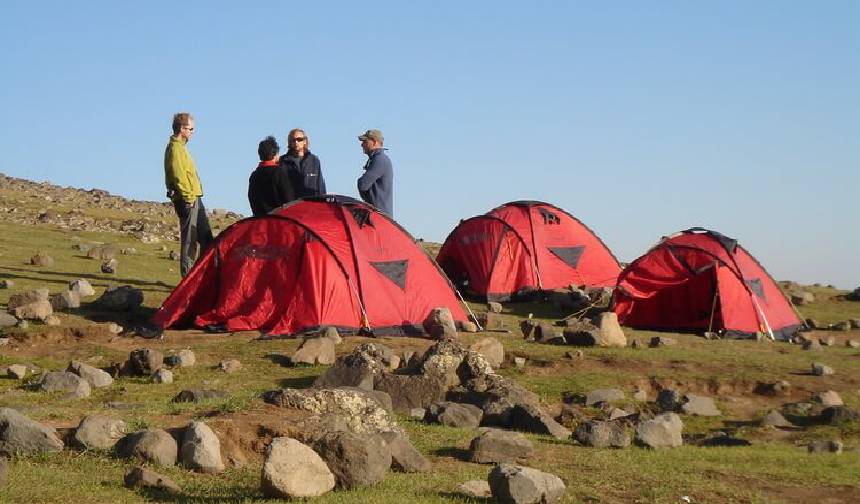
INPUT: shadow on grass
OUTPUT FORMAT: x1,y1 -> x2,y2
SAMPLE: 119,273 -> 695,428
264,353 -> 292,367
437,491 -> 493,503
277,375 -> 318,389
138,486 -> 260,503
429,446 -> 470,461
0,265 -> 175,292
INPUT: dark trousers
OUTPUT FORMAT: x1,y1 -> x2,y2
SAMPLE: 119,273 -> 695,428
173,197 -> 214,277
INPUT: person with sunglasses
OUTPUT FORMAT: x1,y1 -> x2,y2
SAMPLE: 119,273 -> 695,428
278,128 -> 326,200
164,112 -> 213,277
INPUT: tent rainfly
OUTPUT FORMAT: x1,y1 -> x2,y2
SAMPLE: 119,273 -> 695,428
152,196 -> 469,337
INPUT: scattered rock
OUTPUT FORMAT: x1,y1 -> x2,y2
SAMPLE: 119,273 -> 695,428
535,323 -> 565,344
0,407 -> 64,456
123,466 -> 181,494
125,348 -> 164,376
50,290 -> 80,310
790,291 -> 815,305
633,389 -> 648,402
460,479 -> 492,499
850,319 -> 860,330
180,421 -> 225,474
87,244 -> 117,261
164,349 -> 196,368
574,420 -> 630,448
508,403 -> 571,440
69,279 -> 95,297
635,413 -> 683,448
94,285 -> 143,311
44,314 -> 61,326
813,390 -> 843,407
8,289 -> 52,320
313,431 -> 391,489
811,362 -> 835,376
262,388 -> 400,435
830,321 -> 850,332
172,389 -> 229,403
681,395 -> 721,417
218,359 -> 242,373
39,371 -> 91,398
320,326 -> 342,345
153,369 -> 174,384
585,388 -> 625,406
656,389 -> 683,412
513,356 -> 526,368
630,338 -> 644,348
0,313 -> 17,328
424,307 -> 458,339
100,258 -> 118,274
462,321 -> 479,332
482,311 -> 505,331
470,337 -> 504,369
488,302 -> 503,313
261,437 -> 335,498
120,247 -> 136,255
30,253 -> 54,267
805,318 -> 821,330
754,380 -> 791,397
7,364 -> 27,380
468,429 -> 534,464
379,431 -> 432,472
520,319 -> 538,340
72,415 -> 126,450
67,360 -> 113,388
0,279 -> 13,289
819,336 -> 836,346
846,339 -> 860,348
590,312 -> 627,347
820,406 -> 860,425
808,440 -> 843,454
488,464 -> 566,504
292,337 -> 336,365
761,410 -> 793,428
649,336 -> 677,348
426,401 -> 484,428
116,429 -> 178,466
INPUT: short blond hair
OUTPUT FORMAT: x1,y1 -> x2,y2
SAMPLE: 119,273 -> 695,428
172,112 -> 193,134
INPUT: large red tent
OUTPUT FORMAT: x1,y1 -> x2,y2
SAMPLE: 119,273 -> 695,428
152,196 -> 469,337
612,228 -> 803,340
436,201 -> 621,301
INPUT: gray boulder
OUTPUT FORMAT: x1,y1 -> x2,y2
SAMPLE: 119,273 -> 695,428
374,373 -> 448,412
180,421 -> 224,474
808,440 -> 843,454
656,389 -> 683,412
591,312 -> 627,347
164,349 -> 196,368
126,348 -> 164,376
488,464 -> 566,504
153,369 -> 173,384
292,337 -> 336,365
262,388 -> 401,435
761,410 -> 793,428
574,420 -> 630,448
0,408 -> 64,457
469,337 -> 504,369
72,415 -> 126,450
813,390 -> 843,407
812,362 -> 835,376
67,360 -> 113,388
172,389 -> 229,403
635,413 -> 683,448
649,336 -> 677,347
313,431 -> 391,489
508,403 -> 571,440
39,371 -> 91,398
790,291 -> 815,305
585,388 -> 625,406
424,306 -> 458,339
0,458 -> 6,484
460,479 -> 492,499
218,359 -> 242,373
488,301 -> 503,313
313,343 -> 386,390
50,290 -> 80,310
820,406 -> 860,425
427,401 -> 483,428
681,395 -> 721,416
261,437 -> 335,498
468,429 -> 534,464
0,313 -> 18,328
116,429 -> 178,466
379,431 -> 432,472
123,466 -> 180,494
7,364 -> 27,380
69,279 -> 96,297
95,285 -> 143,311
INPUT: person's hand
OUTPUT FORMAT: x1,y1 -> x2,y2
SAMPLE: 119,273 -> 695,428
185,201 -> 194,209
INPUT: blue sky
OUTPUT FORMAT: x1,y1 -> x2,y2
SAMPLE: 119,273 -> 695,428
1,1 -> 857,288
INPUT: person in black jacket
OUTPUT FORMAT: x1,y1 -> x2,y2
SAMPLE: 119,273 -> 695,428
279,128 -> 326,199
248,136 -> 295,216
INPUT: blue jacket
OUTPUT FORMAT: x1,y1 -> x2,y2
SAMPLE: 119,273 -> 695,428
357,148 -> 394,217
278,151 -> 326,200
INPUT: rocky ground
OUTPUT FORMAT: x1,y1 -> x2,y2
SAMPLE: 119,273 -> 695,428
1,174 -> 859,503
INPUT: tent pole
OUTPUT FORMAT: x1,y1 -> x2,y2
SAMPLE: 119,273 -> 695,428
751,295 -> 775,341
707,288 -> 719,334
454,287 -> 483,331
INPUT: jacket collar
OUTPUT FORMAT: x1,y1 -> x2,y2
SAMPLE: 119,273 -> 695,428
258,160 -> 278,168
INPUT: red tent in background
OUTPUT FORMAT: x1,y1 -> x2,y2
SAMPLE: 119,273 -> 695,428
612,228 -> 803,340
436,201 -> 622,301
152,196 -> 469,337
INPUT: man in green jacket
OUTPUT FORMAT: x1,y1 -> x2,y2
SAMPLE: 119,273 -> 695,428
164,112 -> 213,277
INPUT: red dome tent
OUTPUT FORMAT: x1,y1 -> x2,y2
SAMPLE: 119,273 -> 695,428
436,201 -> 622,301
612,228 -> 803,340
152,196 -> 469,337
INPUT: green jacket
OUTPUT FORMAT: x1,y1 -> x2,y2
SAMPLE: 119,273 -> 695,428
164,136 -> 203,203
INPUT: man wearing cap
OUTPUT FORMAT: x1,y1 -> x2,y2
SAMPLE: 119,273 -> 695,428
357,129 -> 394,217
164,112 -> 213,277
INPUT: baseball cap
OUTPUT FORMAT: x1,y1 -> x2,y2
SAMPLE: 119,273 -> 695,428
358,129 -> 384,142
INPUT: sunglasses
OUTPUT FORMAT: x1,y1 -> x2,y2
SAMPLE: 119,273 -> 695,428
182,126 -> 194,131
291,137 -> 306,142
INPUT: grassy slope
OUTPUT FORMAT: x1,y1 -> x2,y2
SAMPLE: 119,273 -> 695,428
1,219 -> 860,503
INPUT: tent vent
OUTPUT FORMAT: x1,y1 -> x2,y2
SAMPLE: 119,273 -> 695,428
350,208 -> 374,229
371,260 -> 408,290
746,278 -> 765,299
711,231 -> 738,255
538,208 -> 560,225
549,246 -> 585,269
